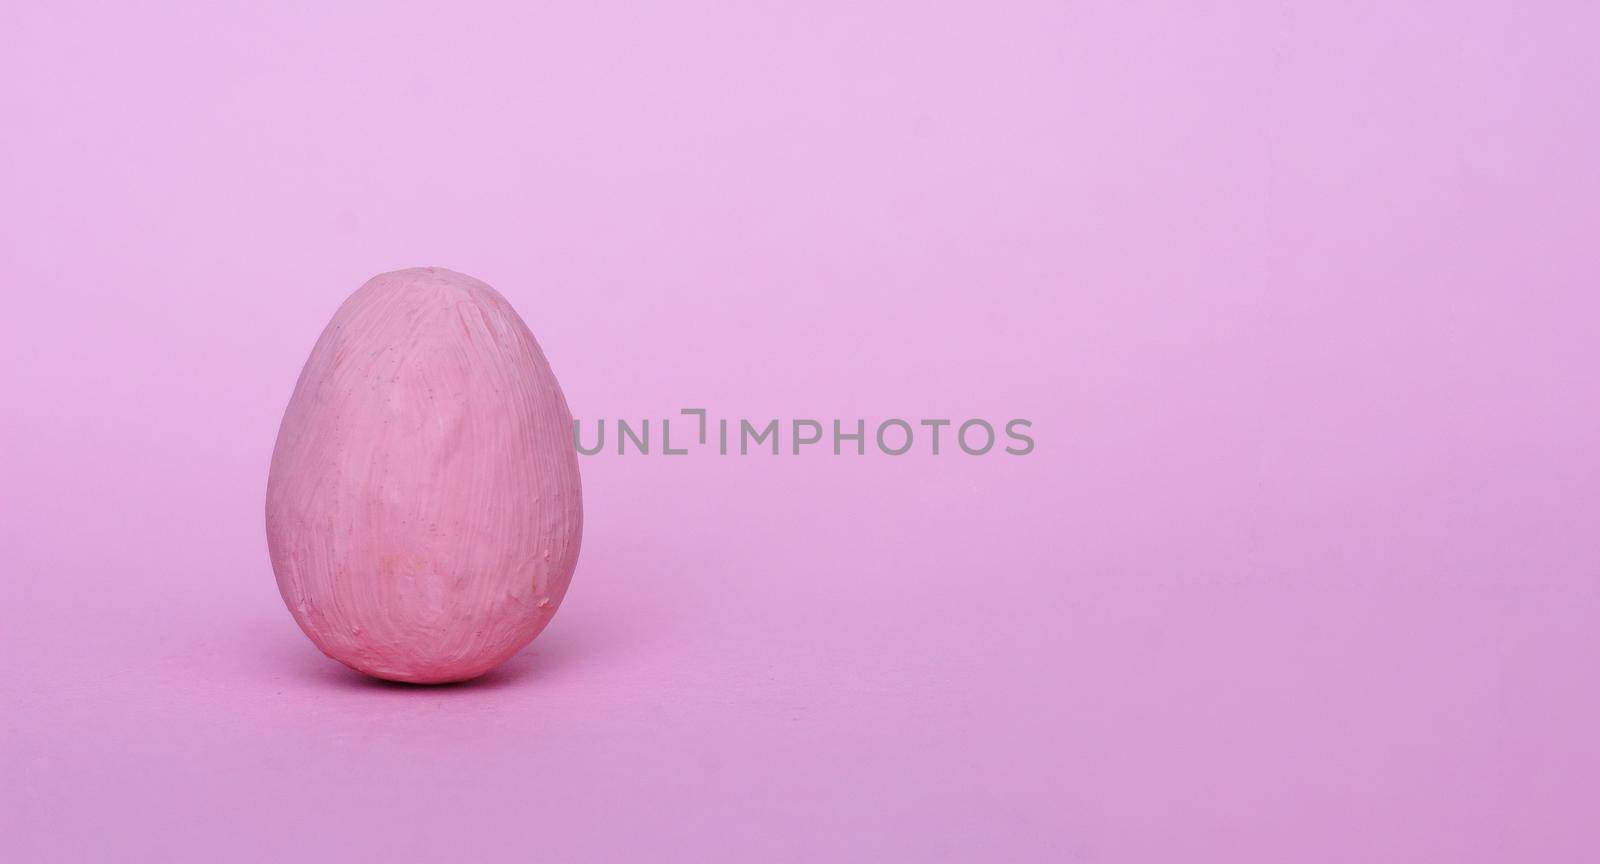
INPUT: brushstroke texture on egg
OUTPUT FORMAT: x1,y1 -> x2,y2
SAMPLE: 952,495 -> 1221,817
266,267 -> 582,684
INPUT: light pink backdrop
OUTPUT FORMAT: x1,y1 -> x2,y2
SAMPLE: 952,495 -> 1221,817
3,2 -> 1597,861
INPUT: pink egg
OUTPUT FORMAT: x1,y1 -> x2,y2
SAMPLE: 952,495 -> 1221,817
266,267 -> 582,683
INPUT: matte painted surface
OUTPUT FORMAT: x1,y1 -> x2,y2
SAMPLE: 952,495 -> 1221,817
3,2 -> 1599,862
267,268 -> 581,683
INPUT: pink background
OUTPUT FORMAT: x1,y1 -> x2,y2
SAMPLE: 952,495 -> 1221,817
3,2 -> 1597,861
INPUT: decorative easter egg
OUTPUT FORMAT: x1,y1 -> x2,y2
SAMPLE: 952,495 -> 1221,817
266,267 -> 582,683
